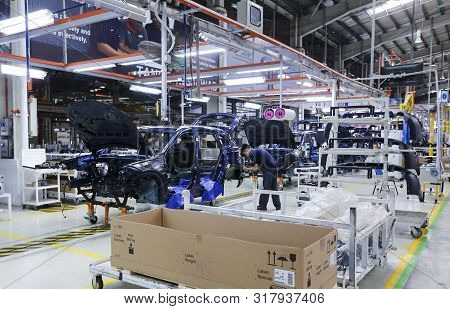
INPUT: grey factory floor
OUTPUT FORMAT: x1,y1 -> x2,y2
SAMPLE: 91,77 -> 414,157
0,177 -> 449,289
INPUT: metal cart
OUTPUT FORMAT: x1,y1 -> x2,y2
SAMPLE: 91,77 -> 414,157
89,259 -> 181,289
394,209 -> 429,238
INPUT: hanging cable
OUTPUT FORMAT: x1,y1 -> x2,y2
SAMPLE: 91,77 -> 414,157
155,0 -> 176,54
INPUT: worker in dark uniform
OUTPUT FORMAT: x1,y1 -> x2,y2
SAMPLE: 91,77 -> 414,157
241,144 -> 281,211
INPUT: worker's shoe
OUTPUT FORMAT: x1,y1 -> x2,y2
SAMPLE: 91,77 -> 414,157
257,206 -> 267,211
274,206 -> 281,211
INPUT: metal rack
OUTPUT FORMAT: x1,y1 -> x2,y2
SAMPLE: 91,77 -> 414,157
22,168 -> 61,208
90,259 -> 180,289
183,189 -> 394,288
318,97 -> 391,192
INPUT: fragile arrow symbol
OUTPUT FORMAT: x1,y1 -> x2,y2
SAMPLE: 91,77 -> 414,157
272,251 -> 276,265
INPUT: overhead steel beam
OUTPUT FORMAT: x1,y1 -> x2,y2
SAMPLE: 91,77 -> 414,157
388,14 -> 413,51
336,20 -> 362,41
401,40 -> 450,62
393,41 -> 405,54
342,12 -> 450,60
257,0 -> 295,21
313,30 -> 339,49
135,61 -> 282,83
300,0 -> 385,37
436,0 -> 450,41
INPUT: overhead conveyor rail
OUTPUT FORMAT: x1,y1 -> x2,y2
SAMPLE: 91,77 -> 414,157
0,0 -> 383,103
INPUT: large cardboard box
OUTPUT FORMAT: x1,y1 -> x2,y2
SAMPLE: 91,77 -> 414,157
111,208 -> 338,289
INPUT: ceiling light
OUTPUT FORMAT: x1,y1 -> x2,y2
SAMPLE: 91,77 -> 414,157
305,96 -> 331,102
414,29 -> 422,44
144,78 -> 182,85
186,91 -> 210,103
119,59 -> 161,67
266,49 -> 280,58
174,47 -> 226,58
73,64 -> 116,72
184,75 -> 214,80
0,9 -> 54,35
130,85 -> 162,95
223,76 -> 265,86
244,102 -> 261,109
0,64 -> 47,79
297,81 -> 314,87
237,66 -> 288,75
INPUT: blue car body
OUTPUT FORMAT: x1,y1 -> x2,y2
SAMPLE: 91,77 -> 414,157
58,101 -> 242,210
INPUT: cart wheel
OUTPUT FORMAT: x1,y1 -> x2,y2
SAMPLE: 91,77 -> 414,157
410,227 -> 423,239
421,219 -> 429,228
91,275 -> 103,289
89,215 -> 98,224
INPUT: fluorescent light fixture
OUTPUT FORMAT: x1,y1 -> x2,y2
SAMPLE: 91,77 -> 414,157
266,49 -> 280,58
119,59 -> 160,66
73,64 -> 116,72
174,47 -> 226,58
130,85 -> 162,95
223,76 -> 265,86
244,102 -> 261,109
184,75 -> 214,80
305,96 -> 331,102
414,29 -> 423,44
228,95 -> 260,98
237,66 -> 288,75
0,64 -> 47,79
144,78 -> 182,85
297,81 -> 314,87
0,9 -> 54,35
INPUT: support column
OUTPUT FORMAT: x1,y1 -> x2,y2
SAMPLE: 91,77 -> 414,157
160,0 -> 168,122
11,0 -> 29,160
0,75 -> 5,119
369,0 -> 376,87
208,0 -> 227,113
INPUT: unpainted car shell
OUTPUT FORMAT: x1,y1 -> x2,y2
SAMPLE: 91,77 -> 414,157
60,101 -> 241,208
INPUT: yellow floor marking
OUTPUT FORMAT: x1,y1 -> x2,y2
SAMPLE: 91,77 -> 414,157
51,243 -> 105,260
0,230 -> 105,260
384,190 -> 450,289
0,231 -> 32,241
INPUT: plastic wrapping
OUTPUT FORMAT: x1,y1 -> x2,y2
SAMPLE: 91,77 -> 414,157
295,188 -> 389,272
200,176 -> 223,202
167,179 -> 193,209
295,188 -> 359,220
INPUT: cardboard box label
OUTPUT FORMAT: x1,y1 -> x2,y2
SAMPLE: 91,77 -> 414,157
274,269 -> 295,287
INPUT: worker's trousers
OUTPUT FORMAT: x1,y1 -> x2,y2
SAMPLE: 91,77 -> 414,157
259,169 -> 281,210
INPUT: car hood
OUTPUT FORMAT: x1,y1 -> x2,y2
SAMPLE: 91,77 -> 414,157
68,100 -> 144,152
193,113 -> 241,134
243,119 -> 295,148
